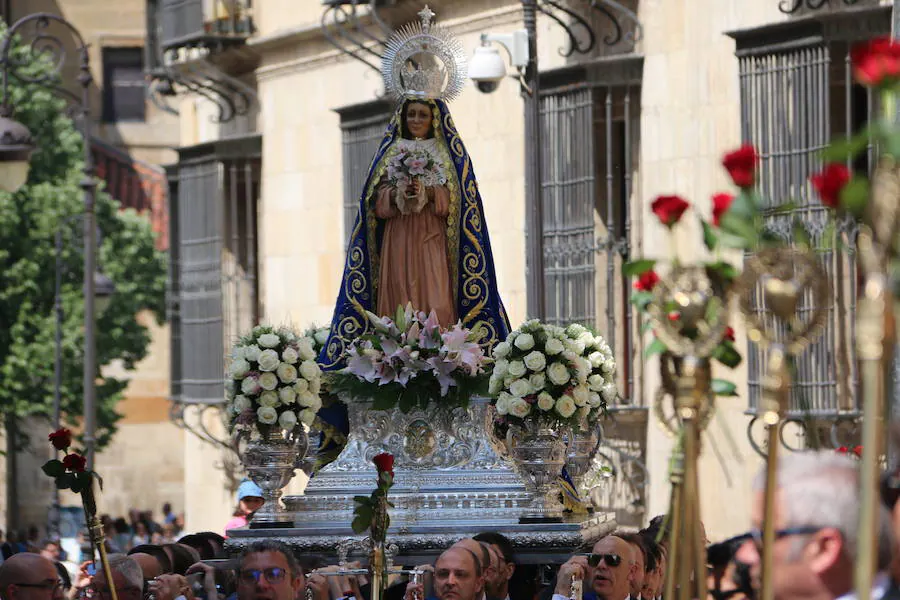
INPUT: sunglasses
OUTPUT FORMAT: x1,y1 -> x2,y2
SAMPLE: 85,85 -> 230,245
582,553 -> 622,568
239,568 -> 288,585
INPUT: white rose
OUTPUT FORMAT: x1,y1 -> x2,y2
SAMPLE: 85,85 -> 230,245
298,391 -> 317,407
529,373 -> 546,391
229,358 -> 250,379
241,377 -> 261,396
566,323 -> 587,337
299,408 -> 317,426
278,410 -> 298,430
252,325 -> 267,335
243,344 -> 262,362
545,337 -> 565,355
258,333 -> 281,348
578,331 -> 594,347
589,392 -> 603,407
547,362 -> 571,386
297,338 -> 317,361
257,406 -> 278,425
259,391 -> 279,407
231,346 -> 246,360
314,328 -> 330,346
588,374 -> 605,391
578,406 -> 591,420
309,378 -> 321,395
277,363 -> 298,384
279,387 -> 297,405
555,395 -> 577,418
302,394 -> 322,412
257,349 -> 280,372
281,347 -> 299,364
300,360 -> 320,381
514,333 -> 535,351
493,359 -> 509,378
492,341 -> 512,359
572,385 -> 590,407
601,382 -> 618,402
508,360 -> 527,378
537,392 -> 555,411
496,392 -> 513,415
523,351 -> 547,372
258,372 -> 278,391
509,398 -> 532,418
602,359 -> 616,375
510,379 -> 533,398
566,339 -> 586,355
575,358 -> 591,382
225,378 -> 235,397
488,375 -> 503,395
232,394 -> 251,413
293,379 -> 309,394
588,351 -> 604,368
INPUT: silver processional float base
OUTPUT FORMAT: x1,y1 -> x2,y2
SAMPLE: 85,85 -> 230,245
226,398 -> 616,564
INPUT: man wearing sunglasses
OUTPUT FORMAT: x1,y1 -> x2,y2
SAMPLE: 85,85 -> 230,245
734,450 -> 894,600
236,540 -> 304,600
0,553 -> 65,600
551,536 -> 635,600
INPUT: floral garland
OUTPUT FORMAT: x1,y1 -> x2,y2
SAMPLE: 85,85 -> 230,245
226,325 -> 324,434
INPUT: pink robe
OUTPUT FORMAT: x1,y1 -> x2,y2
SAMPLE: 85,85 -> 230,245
375,183 -> 456,327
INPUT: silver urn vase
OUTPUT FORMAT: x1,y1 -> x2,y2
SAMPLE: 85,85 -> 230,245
506,420 -> 570,522
241,426 -> 309,527
566,423 -> 600,493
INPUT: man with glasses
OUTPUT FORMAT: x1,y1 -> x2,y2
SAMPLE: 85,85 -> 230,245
734,450 -> 894,600
86,554 -> 144,600
0,553 -> 65,600
552,535 -> 635,600
236,540 -> 304,600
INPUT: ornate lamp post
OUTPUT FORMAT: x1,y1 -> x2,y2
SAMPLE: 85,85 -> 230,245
0,14 -> 101,467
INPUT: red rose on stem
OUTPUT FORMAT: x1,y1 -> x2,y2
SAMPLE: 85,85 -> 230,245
62,453 -> 87,473
667,312 -> 680,322
809,163 -> 851,209
853,446 -> 863,457
633,270 -> 660,292
373,452 -> 394,476
724,327 -> 735,342
722,145 -> 759,188
851,36 -> 900,88
651,195 -> 690,227
711,193 -> 735,227
48,428 -> 72,451
836,446 -> 848,454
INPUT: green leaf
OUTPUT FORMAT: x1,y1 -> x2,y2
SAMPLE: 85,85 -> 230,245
630,291 -> 654,312
644,337 -> 667,359
712,342 -> 742,369
371,392 -> 397,411
622,259 -> 657,277
839,175 -> 869,218
820,125 -> 880,162
711,379 -> 739,397
640,320 -> 653,334
792,219 -> 811,249
701,220 -> 718,251
705,261 -> 739,283
719,211 -> 759,250
351,516 -> 369,534
55,473 -> 76,491
353,495 -> 372,505
398,391 -> 417,413
41,459 -> 64,478
728,191 -> 758,220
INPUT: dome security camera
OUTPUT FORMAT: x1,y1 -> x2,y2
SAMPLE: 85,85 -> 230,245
469,46 -> 507,94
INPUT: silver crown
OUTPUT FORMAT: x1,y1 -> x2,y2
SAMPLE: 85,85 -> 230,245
382,6 -> 467,103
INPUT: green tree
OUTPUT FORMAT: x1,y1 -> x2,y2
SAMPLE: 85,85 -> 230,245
0,31 -> 167,449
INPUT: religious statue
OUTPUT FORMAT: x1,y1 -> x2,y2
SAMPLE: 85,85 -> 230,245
319,6 -> 510,370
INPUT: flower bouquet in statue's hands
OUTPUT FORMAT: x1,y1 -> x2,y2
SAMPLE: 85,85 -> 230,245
330,304 -> 489,412
386,147 -> 447,215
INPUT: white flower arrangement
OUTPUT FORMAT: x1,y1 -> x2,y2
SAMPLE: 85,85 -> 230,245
488,320 -> 617,428
226,324 -> 323,433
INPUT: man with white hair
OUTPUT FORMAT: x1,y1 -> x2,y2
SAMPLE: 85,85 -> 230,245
89,554 -> 144,600
734,450 -> 894,600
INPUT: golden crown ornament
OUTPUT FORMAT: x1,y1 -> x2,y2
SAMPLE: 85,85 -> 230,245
381,6 -> 467,102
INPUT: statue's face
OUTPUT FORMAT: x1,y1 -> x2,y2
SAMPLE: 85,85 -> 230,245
405,102 -> 432,139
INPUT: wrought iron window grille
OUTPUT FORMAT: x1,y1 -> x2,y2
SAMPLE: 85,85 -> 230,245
778,0 -> 861,15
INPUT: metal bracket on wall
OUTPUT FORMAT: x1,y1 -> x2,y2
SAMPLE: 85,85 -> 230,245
169,402 -> 245,493
321,0 -> 396,76
148,58 -> 257,124
538,0 -> 643,57
778,0 -> 860,14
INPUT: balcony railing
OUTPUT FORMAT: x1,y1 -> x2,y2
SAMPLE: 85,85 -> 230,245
158,0 -> 253,51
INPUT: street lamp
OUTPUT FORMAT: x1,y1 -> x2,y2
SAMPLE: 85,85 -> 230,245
0,14 -> 101,467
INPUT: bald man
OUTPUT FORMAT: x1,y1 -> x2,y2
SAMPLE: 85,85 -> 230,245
554,535 -> 636,600
0,553 -> 64,600
130,553 -> 165,579
452,539 -> 496,600
406,547 -> 485,600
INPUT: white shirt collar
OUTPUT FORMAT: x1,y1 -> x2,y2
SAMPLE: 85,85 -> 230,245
835,572 -> 891,600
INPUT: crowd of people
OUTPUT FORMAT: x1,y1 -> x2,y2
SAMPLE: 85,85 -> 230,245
3,449 -> 899,600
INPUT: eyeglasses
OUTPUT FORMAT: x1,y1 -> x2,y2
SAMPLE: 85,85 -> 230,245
239,568 -> 288,585
739,526 -> 822,550
16,581 -> 65,595
582,554 -> 622,568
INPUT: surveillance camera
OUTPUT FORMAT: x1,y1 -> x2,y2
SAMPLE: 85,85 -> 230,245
469,46 -> 506,94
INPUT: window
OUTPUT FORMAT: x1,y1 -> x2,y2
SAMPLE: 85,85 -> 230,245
730,7 -> 889,418
337,100 -> 393,247
102,48 -> 146,123
168,135 -> 261,404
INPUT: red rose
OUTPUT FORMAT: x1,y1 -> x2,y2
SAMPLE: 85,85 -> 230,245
809,163 -> 851,209
836,446 -> 849,454
711,193 -> 735,227
48,428 -> 72,451
722,145 -> 759,188
724,327 -> 735,342
851,37 -> 900,88
633,270 -> 660,292
651,195 -> 690,227
853,446 -> 863,457
62,453 -> 87,473
372,452 -> 394,474
667,311 -> 680,322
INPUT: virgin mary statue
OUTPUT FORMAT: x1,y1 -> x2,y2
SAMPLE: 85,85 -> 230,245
319,7 -> 510,370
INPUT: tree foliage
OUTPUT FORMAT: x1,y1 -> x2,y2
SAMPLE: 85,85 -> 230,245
0,28 -> 167,448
